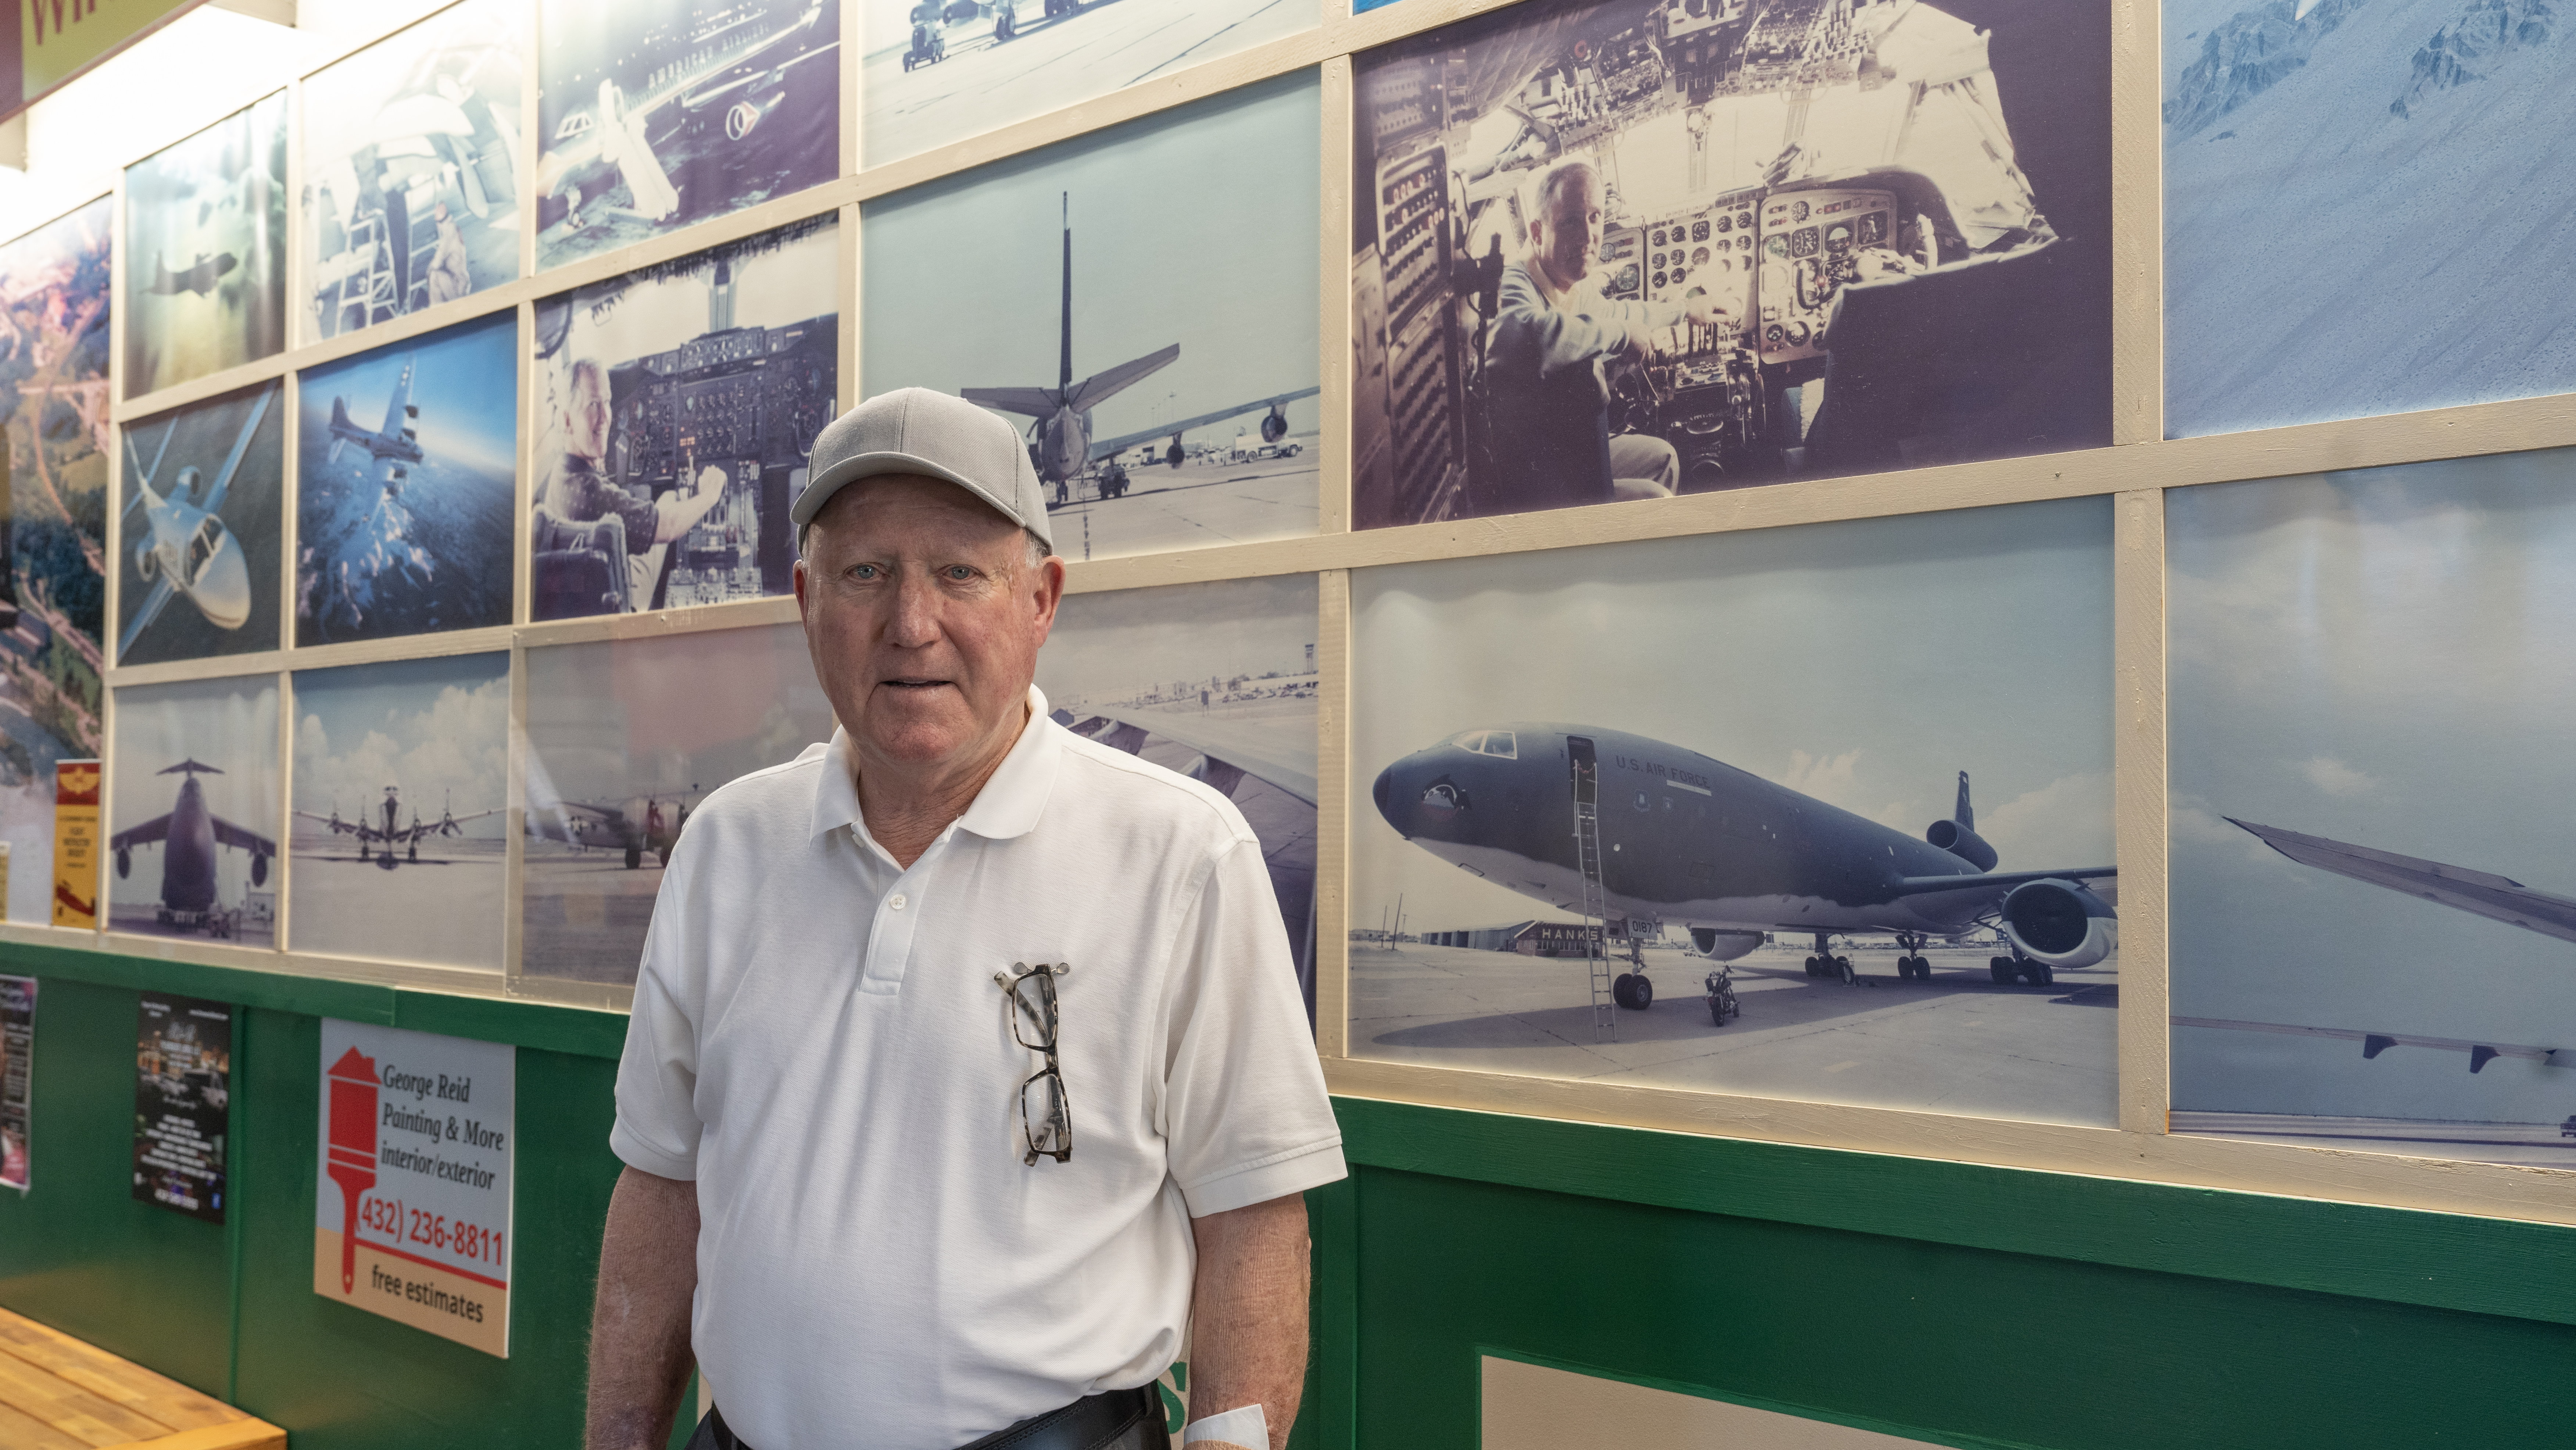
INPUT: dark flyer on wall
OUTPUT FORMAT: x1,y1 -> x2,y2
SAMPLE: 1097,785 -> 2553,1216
1,975 -> 33,1192
132,993 -> 232,1223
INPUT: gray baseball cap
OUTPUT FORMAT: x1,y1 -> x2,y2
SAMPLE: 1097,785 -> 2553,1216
792,387 -> 1052,550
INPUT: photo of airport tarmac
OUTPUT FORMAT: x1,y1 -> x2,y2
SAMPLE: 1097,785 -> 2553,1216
858,0 -> 1315,167
1350,0 -> 2110,528
531,216 -> 837,619
1036,574 -> 1319,1016
536,0 -> 842,270
2168,452 -> 2576,1169
1349,497 -> 2118,1126
0,197 -> 111,923
301,0 -> 522,340
519,622 -> 835,983
106,676 -> 280,949
864,76 -> 1321,562
122,93 -> 287,398
289,654 -> 509,971
116,382 -> 285,667
296,315 -> 518,645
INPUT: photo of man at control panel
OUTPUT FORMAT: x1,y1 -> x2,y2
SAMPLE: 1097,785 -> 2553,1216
1350,0 -> 2110,529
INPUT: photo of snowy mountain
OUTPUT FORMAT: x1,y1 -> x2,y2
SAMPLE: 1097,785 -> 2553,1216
2164,0 -> 2574,438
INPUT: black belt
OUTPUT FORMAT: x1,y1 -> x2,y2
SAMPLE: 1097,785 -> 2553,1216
686,1384 -> 1161,1450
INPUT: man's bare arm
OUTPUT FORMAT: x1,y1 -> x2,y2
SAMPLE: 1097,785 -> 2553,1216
587,1165 -> 701,1450
1185,1193 -> 1311,1449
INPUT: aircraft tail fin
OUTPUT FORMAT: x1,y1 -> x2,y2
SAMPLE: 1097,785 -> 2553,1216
1058,192 -> 1073,393
330,396 -> 352,431
1955,771 -> 1973,831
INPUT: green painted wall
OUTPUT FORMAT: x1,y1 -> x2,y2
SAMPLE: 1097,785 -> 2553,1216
6,943 -> 2573,1449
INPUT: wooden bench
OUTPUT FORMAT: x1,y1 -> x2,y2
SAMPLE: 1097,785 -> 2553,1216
0,1306 -> 285,1449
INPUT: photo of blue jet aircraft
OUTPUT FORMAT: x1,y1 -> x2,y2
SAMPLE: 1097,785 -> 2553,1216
120,382 -> 276,658
109,760 -> 276,937
1372,724 -> 2118,1010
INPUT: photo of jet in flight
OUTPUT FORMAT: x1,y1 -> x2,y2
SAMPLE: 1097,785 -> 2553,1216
964,194 -> 1320,497
1372,725 -> 2118,1011
119,381 -> 277,660
526,790 -> 692,870
297,786 -> 499,868
146,252 -> 239,298
2170,820 -> 2576,1077
323,353 -> 423,487
537,0 -> 841,266
109,760 -> 276,938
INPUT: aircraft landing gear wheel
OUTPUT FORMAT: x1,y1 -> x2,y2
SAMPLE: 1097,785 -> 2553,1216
408,843 -> 418,862
1837,956 -> 1856,986
1803,955 -> 1820,976
625,843 -> 644,869
1990,957 -> 2016,983
2021,961 -> 2054,987
1612,972 -> 1652,1010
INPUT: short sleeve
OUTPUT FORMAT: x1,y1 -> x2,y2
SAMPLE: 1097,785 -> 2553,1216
610,868 -> 705,1181
1159,837 -> 1346,1217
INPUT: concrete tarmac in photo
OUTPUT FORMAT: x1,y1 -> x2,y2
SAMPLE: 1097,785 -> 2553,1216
520,846 -> 666,985
1045,450 -> 1318,561
862,0 -> 1312,165
1351,942 -> 2119,1126
287,840 -> 505,970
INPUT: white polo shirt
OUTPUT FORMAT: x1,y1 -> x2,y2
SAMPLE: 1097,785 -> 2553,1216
611,686 -> 1345,1450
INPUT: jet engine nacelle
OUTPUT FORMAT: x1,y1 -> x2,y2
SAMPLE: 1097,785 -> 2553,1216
1925,818 -> 1997,871
1260,407 -> 1288,443
116,847 -> 131,878
1685,927 -> 1764,961
134,541 -> 160,583
250,853 -> 269,889
1999,878 -> 2116,968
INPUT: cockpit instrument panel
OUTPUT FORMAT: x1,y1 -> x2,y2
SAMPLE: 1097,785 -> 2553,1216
1756,186 -> 1895,365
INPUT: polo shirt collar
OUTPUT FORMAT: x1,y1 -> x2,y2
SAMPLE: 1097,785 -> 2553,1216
808,685 -> 1061,844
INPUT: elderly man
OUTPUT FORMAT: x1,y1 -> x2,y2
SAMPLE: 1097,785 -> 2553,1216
539,358 -> 730,608
587,388 -> 1342,1450
1482,158 -> 1731,514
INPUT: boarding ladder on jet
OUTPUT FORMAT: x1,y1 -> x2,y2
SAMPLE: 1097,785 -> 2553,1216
1569,736 -> 1616,1043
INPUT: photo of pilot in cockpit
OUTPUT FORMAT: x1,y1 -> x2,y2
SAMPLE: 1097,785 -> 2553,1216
1351,0 -> 2110,529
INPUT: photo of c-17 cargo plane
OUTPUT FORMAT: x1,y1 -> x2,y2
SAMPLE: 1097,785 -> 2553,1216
109,760 -> 275,939
1373,725 -> 2118,1017
145,251 -> 239,298
964,194 -> 1319,513
296,785 -> 500,868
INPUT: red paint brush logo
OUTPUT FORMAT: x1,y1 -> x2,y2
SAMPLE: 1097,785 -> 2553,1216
325,1045 -> 379,1294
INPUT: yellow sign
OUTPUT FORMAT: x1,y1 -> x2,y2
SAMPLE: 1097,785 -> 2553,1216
51,759 -> 98,928
11,1 -> 202,117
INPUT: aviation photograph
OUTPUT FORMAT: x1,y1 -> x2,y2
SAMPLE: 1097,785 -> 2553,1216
116,382 -> 285,667
856,0 -> 1314,167
534,0 -> 842,272
2164,0 -> 2576,439
862,76 -> 1320,563
290,653 -> 508,971
519,621 -> 835,983
301,0 -> 524,341
295,314 -> 517,646
121,92 -> 287,398
1035,574 -> 1320,1019
1349,0 -> 2112,529
1348,496 -> 2118,1126
0,197 -> 112,923
530,214 -> 837,619
107,676 -> 280,948
2167,451 -> 2576,1168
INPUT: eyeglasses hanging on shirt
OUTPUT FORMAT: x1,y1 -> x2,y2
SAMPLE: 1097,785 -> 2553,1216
996,963 -> 1073,1165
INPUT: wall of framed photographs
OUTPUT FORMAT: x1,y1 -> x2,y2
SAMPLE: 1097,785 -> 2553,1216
0,0 -> 2571,1247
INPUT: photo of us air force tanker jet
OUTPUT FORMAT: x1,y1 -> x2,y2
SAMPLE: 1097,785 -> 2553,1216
1373,724 -> 2118,1011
